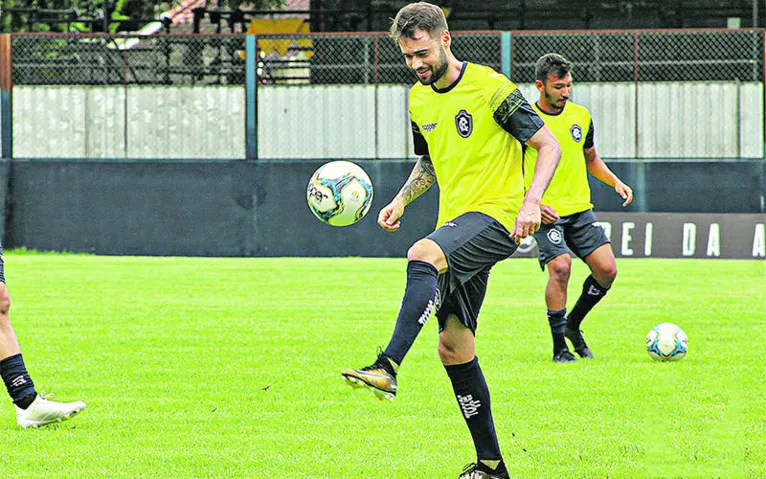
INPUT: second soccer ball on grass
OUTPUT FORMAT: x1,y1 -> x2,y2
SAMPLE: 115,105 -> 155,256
646,322 -> 688,361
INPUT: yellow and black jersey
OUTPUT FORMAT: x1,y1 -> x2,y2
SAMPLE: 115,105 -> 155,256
524,100 -> 595,216
409,62 -> 544,233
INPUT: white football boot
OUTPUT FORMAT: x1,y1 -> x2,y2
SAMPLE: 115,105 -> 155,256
16,392 -> 87,428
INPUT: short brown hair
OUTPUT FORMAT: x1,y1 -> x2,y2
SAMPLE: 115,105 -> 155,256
389,2 -> 448,42
535,53 -> 573,82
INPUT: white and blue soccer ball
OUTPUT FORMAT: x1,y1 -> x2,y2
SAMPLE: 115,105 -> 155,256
306,161 -> 374,227
646,322 -> 688,361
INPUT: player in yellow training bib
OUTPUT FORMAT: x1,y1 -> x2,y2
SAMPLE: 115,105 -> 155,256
341,3 -> 562,478
523,53 -> 634,363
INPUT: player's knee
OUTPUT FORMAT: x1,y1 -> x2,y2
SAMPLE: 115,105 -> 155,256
438,333 -> 474,365
600,263 -> 618,287
548,259 -> 571,284
407,240 -> 438,264
437,337 -> 462,364
0,285 -> 11,315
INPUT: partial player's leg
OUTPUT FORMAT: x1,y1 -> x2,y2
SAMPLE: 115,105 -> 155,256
341,237 -> 445,400
427,217 -> 516,478
0,282 -> 36,410
564,212 -> 615,358
544,254 -> 577,363
533,223 -> 576,363
440,303 -> 509,479
583,243 -> 618,291
0,250 -> 86,427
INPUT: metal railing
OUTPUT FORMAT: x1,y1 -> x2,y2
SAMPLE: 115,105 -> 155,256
7,29 -> 764,85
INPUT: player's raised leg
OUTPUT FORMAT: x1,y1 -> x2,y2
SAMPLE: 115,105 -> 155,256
341,238 -> 445,400
0,253 -> 86,428
565,243 -> 617,358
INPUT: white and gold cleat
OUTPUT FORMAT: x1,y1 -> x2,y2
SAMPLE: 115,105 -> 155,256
342,350 -> 398,402
16,392 -> 87,428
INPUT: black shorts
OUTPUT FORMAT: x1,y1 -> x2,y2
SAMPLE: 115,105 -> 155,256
426,212 -> 518,333
533,210 -> 610,270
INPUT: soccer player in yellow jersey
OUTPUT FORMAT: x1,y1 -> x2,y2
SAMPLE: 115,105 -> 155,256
524,53 -> 634,363
341,3 -> 561,478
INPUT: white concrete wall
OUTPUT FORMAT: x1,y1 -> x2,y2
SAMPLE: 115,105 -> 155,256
258,81 -> 762,159
256,85 -> 413,159
125,86 -> 245,159
13,86 -> 245,159
10,82 -> 763,159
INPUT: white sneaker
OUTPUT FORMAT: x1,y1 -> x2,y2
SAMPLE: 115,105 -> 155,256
16,392 -> 87,428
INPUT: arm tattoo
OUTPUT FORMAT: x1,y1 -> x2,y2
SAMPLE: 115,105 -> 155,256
399,155 -> 436,205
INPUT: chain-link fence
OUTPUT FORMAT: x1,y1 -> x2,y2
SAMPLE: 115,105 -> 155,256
512,32 -> 636,82
253,32 -> 500,85
9,30 -> 764,85
636,30 -> 763,82
512,29 -> 763,83
11,33 -> 247,85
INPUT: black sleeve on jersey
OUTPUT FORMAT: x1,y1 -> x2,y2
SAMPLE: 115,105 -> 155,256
411,120 -> 429,156
583,119 -> 595,149
521,143 -> 528,178
493,89 -> 545,143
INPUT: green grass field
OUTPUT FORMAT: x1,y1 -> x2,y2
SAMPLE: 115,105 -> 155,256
0,253 -> 763,478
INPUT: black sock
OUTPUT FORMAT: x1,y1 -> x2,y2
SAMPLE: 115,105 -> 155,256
478,459 -> 508,476
0,354 -> 37,409
445,357 -> 503,464
567,274 -> 609,331
547,308 -> 567,353
383,260 -> 438,365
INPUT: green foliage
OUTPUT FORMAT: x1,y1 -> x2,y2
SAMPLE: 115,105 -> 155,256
0,254 -> 763,477
0,0 -> 21,33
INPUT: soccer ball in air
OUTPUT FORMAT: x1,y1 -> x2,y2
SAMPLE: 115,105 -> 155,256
646,323 -> 688,361
306,161 -> 374,226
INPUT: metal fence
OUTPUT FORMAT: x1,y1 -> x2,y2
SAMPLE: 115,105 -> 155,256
511,29 -> 763,82
258,32 -> 503,85
8,29 -> 764,85
11,33 -> 246,85
3,29 -> 765,161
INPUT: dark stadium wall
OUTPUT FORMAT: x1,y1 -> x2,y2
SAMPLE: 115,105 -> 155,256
1,160 -> 437,257
250,160 -> 438,257
3,161 -> 261,256
1,159 -> 764,257
588,161 -> 766,214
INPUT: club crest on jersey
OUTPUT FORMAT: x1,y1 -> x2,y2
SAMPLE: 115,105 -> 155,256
455,110 -> 473,138
570,124 -> 583,142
